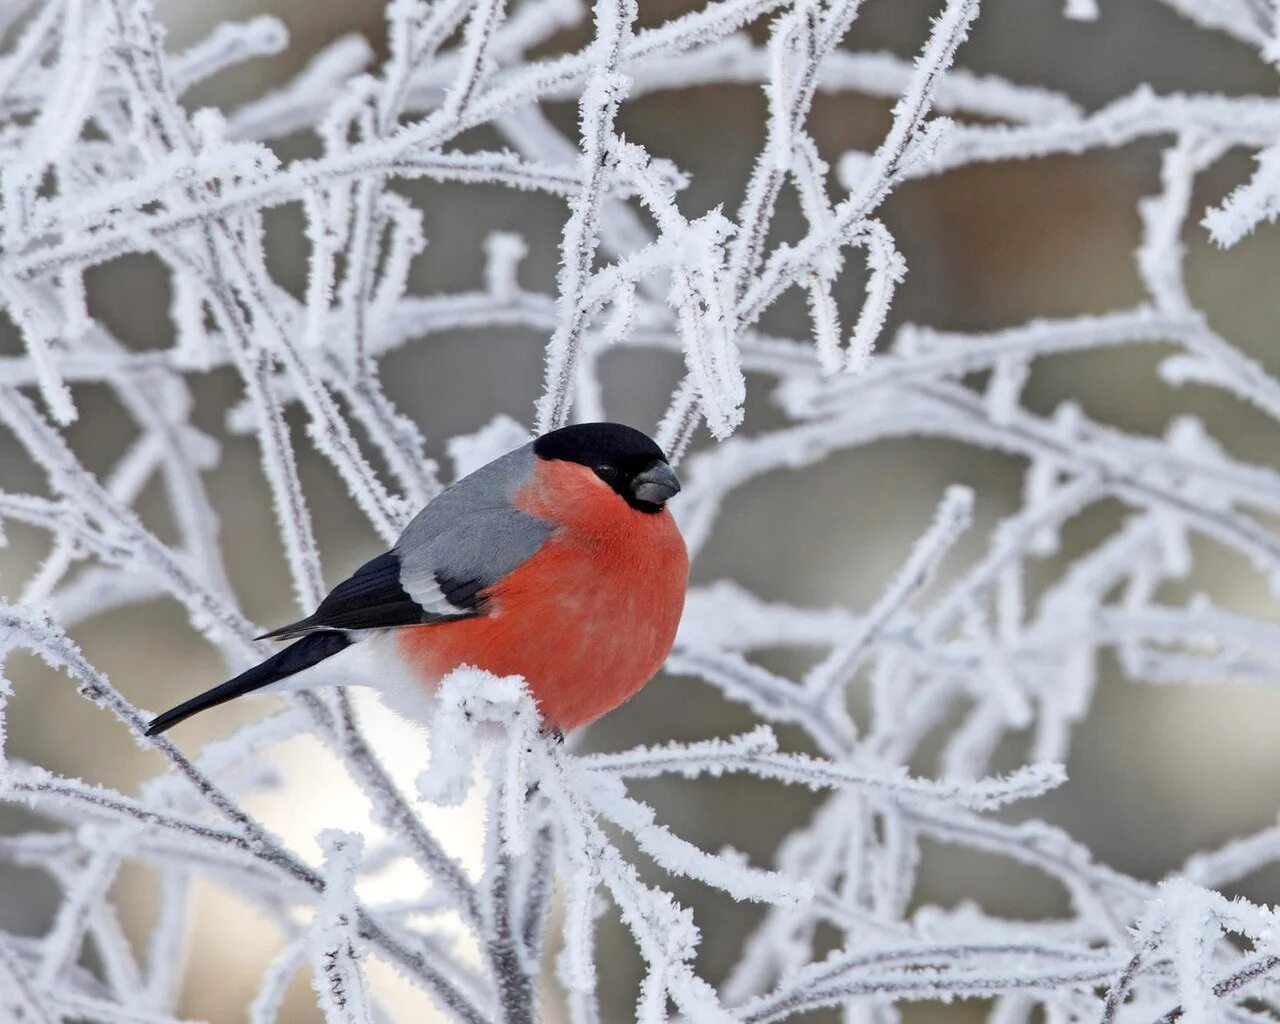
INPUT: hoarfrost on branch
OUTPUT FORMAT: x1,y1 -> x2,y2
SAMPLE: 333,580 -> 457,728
1,0 -> 1279,1020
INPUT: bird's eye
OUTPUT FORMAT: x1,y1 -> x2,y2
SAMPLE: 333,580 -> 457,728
594,464 -> 618,482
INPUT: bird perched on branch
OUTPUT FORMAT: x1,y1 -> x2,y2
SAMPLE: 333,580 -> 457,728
146,422 -> 688,737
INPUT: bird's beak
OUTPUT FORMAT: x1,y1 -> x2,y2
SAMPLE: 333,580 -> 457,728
632,461 -> 681,505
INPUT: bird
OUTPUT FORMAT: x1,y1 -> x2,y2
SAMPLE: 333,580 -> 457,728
145,422 -> 689,737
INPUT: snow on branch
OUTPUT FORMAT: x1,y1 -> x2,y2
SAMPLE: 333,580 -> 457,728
3,0 -> 1280,1020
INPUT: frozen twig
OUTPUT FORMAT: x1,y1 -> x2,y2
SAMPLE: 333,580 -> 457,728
4,0 -> 1280,1019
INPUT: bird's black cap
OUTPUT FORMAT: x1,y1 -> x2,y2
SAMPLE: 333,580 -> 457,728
533,422 -> 677,512
533,422 -> 665,467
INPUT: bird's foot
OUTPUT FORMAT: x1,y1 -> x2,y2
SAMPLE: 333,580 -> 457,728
539,724 -> 565,745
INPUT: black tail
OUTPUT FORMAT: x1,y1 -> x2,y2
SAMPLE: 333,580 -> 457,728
145,632 -> 351,736
255,617 -> 317,642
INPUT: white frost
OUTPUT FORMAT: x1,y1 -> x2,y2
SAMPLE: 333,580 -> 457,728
3,0 -> 1280,1021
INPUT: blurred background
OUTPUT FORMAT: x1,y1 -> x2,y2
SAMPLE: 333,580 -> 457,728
3,0 -> 1280,1020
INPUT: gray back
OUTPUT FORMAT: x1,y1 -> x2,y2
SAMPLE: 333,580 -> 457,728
394,444 -> 555,615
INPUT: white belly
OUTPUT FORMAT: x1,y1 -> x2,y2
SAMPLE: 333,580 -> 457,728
259,631 -> 438,724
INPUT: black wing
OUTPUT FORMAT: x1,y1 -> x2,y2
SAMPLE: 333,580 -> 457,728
257,551 -> 478,641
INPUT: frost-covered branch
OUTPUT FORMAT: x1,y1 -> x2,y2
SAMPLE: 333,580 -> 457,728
4,0 -> 1280,1020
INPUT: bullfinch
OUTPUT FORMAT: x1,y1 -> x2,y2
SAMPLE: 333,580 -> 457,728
145,422 -> 688,737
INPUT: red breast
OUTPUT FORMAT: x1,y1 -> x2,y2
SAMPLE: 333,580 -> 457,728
394,459 -> 689,731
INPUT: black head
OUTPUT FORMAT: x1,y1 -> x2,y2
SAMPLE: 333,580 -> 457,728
533,422 -> 680,512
